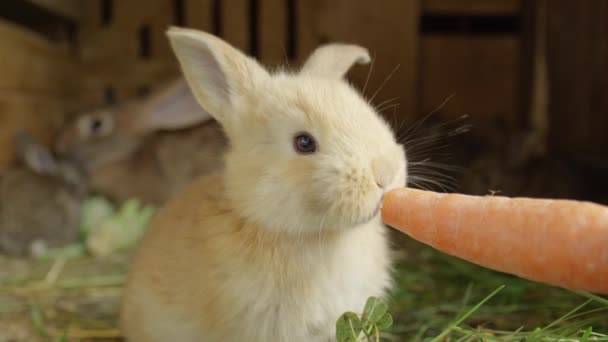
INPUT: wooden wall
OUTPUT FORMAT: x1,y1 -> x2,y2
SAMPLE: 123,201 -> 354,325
0,17 -> 78,171
0,0 -> 606,173
546,0 -> 608,162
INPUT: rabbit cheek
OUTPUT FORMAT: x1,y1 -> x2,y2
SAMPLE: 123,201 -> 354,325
331,168 -> 382,229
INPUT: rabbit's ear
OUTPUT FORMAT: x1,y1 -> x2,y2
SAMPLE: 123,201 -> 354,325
15,131 -> 58,176
135,78 -> 215,132
166,27 -> 269,126
300,43 -> 371,79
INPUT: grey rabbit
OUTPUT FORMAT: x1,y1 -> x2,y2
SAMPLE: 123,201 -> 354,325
0,132 -> 87,257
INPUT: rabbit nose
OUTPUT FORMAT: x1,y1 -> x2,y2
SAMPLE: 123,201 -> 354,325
372,157 -> 394,190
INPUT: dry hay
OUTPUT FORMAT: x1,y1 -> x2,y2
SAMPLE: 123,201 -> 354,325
0,253 -> 132,341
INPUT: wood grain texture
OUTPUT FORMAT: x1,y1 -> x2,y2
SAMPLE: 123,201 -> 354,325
185,0 -> 213,31
221,0 -> 249,52
546,0 -> 608,159
420,36 -> 520,144
259,0 -> 287,65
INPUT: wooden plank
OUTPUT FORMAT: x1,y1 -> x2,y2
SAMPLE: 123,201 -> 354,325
423,0 -> 521,15
78,1 -> 104,106
259,0 -> 287,65
151,0 -> 175,60
222,0 -> 249,52
25,0 -> 83,22
0,19 -> 77,95
185,0 -> 213,31
295,0 -> 319,63
300,0 -> 421,126
546,0 -> 608,158
420,36 -> 520,143
79,0 -> 167,61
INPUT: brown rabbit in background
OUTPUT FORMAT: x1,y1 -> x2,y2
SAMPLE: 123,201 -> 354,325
54,78 -> 227,205
0,132 -> 87,257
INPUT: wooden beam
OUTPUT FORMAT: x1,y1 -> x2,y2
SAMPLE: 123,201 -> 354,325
25,0 -> 83,22
259,0 -> 288,65
0,19 -> 77,96
185,0 -> 213,31
222,0 -> 249,52
423,0 -> 521,15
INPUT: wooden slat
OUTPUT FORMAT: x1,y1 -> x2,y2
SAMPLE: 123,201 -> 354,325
221,0 -> 249,52
25,0 -> 83,22
79,0 -> 167,61
295,0 -> 319,63
423,0 -> 521,15
0,19 -> 77,95
420,36 -> 520,143
299,0 -> 421,126
185,0 -> 213,31
260,0 -> 287,65
78,1 -> 104,106
151,1 -> 175,60
546,0 -> 608,158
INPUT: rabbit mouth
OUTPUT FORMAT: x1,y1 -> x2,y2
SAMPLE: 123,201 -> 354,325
358,199 -> 383,225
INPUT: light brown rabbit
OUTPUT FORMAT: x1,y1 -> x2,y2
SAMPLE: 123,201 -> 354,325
54,78 -> 227,205
121,28 -> 405,342
0,132 -> 86,257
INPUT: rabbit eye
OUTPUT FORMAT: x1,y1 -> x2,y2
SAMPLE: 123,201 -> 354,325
293,132 -> 317,154
90,119 -> 103,133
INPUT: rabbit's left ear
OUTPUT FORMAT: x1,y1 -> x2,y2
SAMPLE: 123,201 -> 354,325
15,131 -> 58,176
134,78 -> 214,133
167,27 -> 270,127
300,43 -> 371,79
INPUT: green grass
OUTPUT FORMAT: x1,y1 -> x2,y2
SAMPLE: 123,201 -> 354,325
383,235 -> 608,341
1,236 -> 607,341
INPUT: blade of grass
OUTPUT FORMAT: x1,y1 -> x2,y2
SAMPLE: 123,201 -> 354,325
574,291 -> 608,306
430,285 -> 505,342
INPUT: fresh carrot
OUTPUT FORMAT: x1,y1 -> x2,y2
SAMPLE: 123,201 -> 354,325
382,187 -> 608,294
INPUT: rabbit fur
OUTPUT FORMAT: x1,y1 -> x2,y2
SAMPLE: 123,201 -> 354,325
0,132 -> 86,257
54,78 -> 227,205
120,28 -> 407,342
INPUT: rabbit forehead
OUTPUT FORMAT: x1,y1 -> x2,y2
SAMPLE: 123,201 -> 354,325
258,76 -> 396,150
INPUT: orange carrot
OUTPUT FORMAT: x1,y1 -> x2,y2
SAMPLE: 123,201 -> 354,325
382,187 -> 608,294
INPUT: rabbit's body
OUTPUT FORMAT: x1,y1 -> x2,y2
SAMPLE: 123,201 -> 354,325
87,120 -> 226,205
0,169 -> 81,256
121,29 -> 407,341
0,134 -> 86,256
122,174 -> 392,342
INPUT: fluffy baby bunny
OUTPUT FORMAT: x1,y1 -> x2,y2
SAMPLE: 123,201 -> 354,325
0,132 -> 87,257
120,28 -> 407,342
54,78 -> 227,205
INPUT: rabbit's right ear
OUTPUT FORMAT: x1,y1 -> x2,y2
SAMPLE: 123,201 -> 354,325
166,27 -> 270,127
15,131 -> 58,176
300,43 -> 371,79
